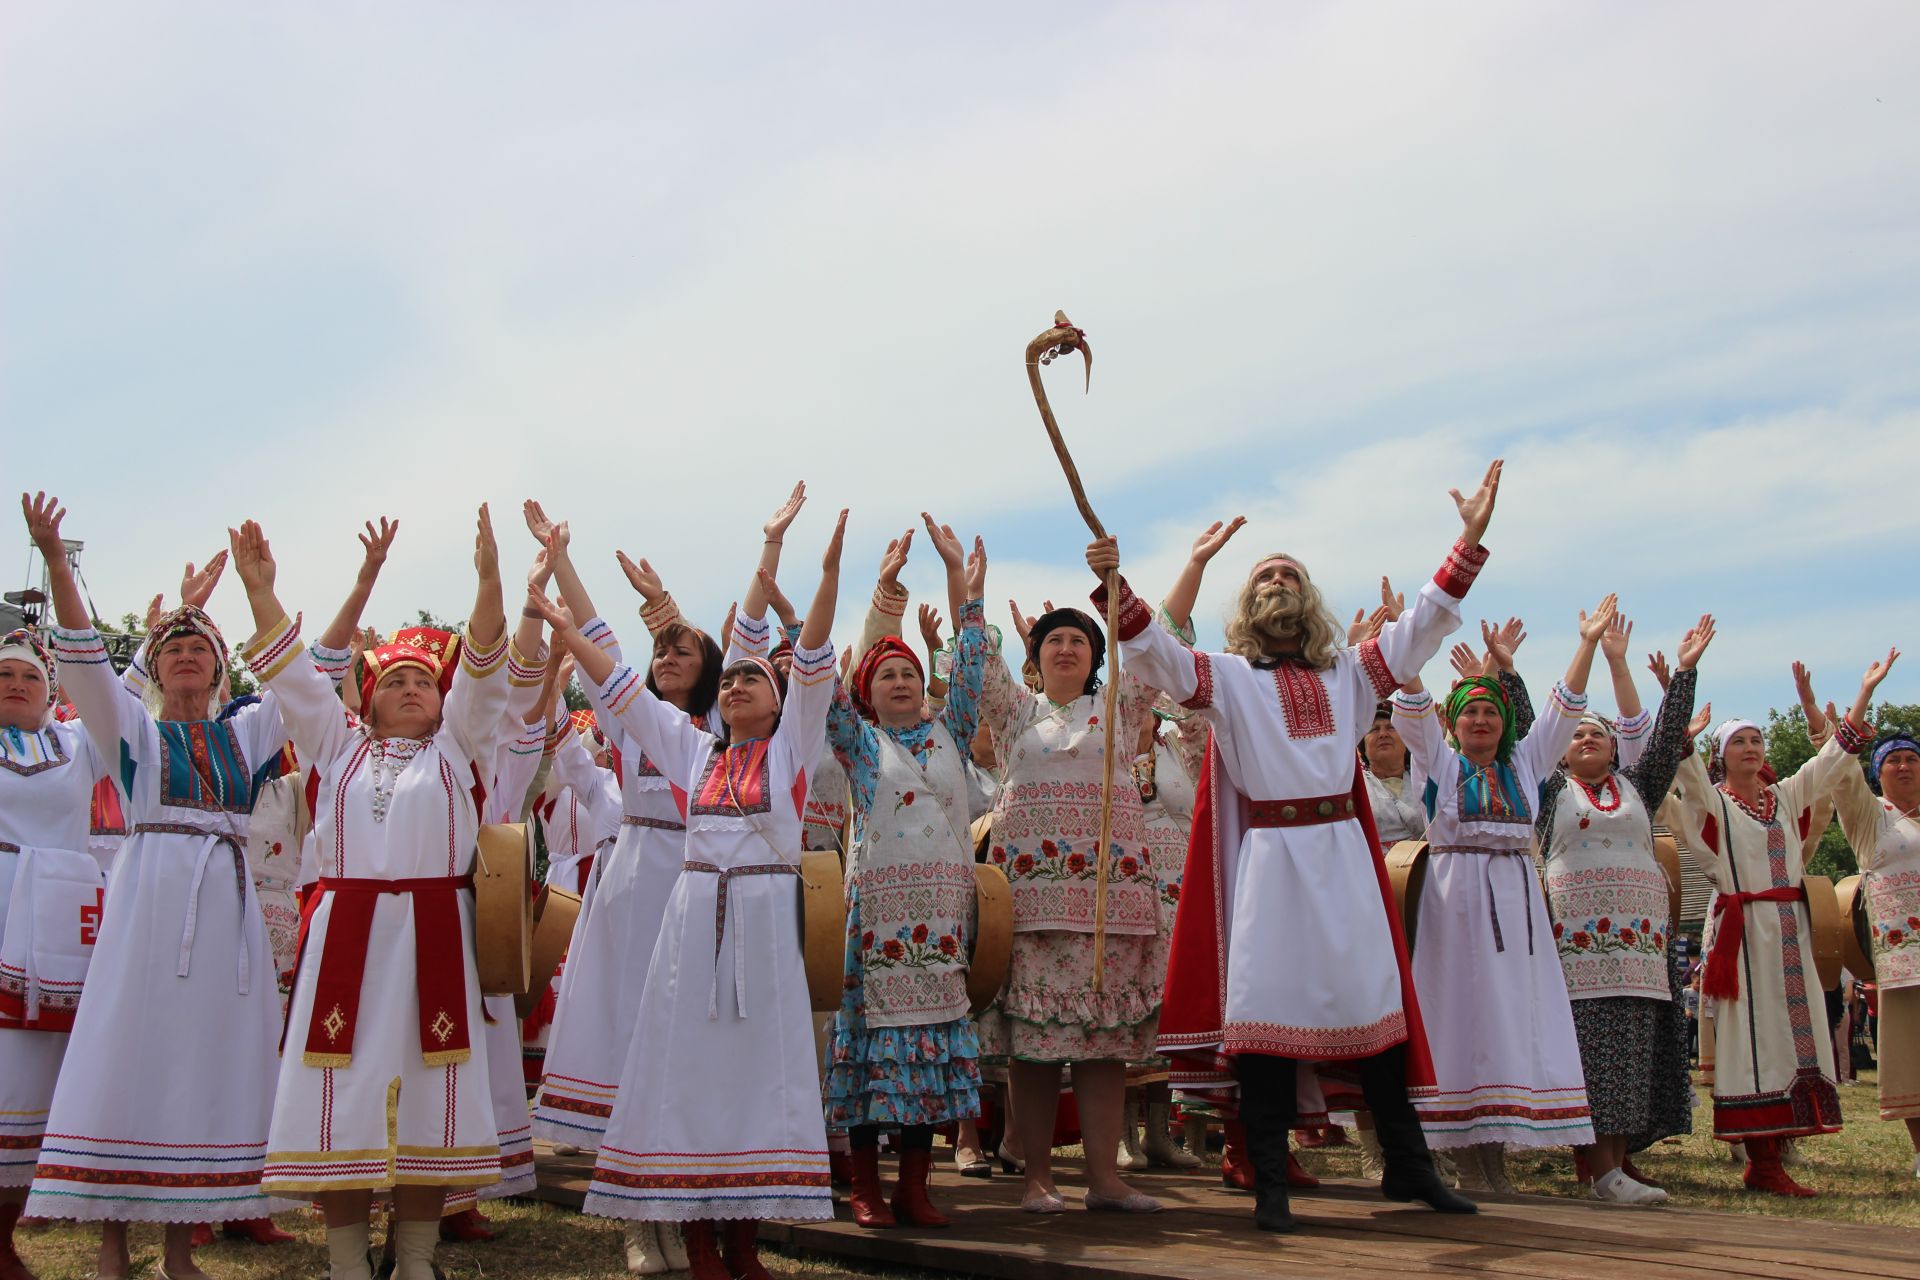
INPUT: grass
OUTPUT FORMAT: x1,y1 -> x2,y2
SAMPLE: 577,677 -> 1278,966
15,1071 -> 1916,1277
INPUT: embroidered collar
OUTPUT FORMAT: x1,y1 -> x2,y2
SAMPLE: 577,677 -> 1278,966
1719,783 -> 1776,825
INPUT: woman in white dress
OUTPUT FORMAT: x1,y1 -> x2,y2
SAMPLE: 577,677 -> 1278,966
536,509 -> 846,1280
0,626 -> 109,1280
230,510 -> 515,1280
24,494 -> 285,1280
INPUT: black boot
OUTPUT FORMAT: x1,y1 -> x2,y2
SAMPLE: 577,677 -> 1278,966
1235,1053 -> 1300,1233
1359,1046 -> 1476,1214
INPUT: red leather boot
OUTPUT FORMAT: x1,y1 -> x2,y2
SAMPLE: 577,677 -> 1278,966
0,1201 -> 39,1280
847,1145 -> 896,1228
889,1147 -> 950,1228
1742,1137 -> 1816,1197
679,1220 -> 732,1280
190,1223 -> 215,1248
1286,1150 -> 1321,1189
1571,1148 -> 1593,1187
828,1149 -> 853,1189
1221,1118 -> 1254,1191
222,1217 -> 296,1244
720,1218 -> 775,1280
439,1207 -> 498,1241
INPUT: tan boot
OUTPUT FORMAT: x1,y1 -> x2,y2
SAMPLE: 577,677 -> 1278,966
1356,1126 -> 1386,1182
325,1222 -> 374,1280
1143,1101 -> 1201,1169
1117,1095 -> 1148,1171
622,1220 -> 668,1274
390,1220 -> 439,1280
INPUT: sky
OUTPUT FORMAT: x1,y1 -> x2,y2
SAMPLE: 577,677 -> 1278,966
5,1 -> 1919,723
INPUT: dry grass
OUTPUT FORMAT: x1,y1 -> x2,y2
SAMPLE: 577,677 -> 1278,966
1293,1066 -> 1920,1227
10,1203 -> 936,1280
17,1074 -> 1916,1277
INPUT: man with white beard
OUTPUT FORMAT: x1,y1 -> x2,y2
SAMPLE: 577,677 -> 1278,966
1083,460 -> 1502,1233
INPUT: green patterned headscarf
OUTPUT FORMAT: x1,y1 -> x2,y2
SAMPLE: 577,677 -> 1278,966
1443,675 -> 1518,763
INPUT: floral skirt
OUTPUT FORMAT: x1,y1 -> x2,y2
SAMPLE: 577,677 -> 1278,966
824,891 -> 981,1131
978,929 -> 1160,1064
1569,994 -> 1693,1147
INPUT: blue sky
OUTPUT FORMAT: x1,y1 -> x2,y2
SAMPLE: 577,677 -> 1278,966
5,1 -> 1918,723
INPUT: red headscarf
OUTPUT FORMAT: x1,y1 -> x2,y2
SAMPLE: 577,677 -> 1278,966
852,636 -> 925,718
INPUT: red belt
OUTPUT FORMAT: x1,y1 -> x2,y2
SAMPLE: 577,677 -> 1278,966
1701,885 -> 1804,1002
1246,793 -> 1357,828
298,874 -> 475,1069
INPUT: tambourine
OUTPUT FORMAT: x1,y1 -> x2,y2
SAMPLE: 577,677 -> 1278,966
1835,874 -> 1875,983
474,822 -> 534,997
801,849 -> 847,1013
1385,840 -> 1431,951
1652,830 -> 1684,941
1800,874 -> 1845,993
967,862 -> 1013,1014
514,882 -> 583,1019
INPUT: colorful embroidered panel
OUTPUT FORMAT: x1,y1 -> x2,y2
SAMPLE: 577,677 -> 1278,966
1271,662 -> 1335,739
688,740 -> 772,818
156,720 -> 270,814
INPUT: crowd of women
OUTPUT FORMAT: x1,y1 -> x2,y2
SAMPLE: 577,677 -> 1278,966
2,466 -> 1916,1280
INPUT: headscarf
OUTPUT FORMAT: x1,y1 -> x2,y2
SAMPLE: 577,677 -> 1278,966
1708,718 -> 1763,784
1442,675 -> 1518,763
146,604 -> 229,697
1872,736 -> 1920,787
721,655 -> 784,710
1575,711 -> 1621,770
852,636 -> 924,719
0,628 -> 58,712
1026,608 -> 1106,696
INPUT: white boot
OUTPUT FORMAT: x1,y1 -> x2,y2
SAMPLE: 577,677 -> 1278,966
326,1222 -> 375,1280
1142,1100 -> 1201,1168
1116,1096 -> 1148,1171
1355,1127 -> 1386,1182
657,1222 -> 690,1271
391,1220 -> 439,1280
1779,1137 -> 1805,1166
623,1221 -> 668,1275
1591,1167 -> 1669,1205
1183,1114 -> 1211,1163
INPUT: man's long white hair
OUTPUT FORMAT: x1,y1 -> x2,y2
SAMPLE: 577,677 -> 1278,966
1223,553 -> 1342,670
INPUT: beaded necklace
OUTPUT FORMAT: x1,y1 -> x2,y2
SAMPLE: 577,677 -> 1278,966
1719,782 -> 1776,825
1572,772 -> 1620,829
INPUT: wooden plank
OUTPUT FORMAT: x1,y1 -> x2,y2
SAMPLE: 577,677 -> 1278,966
525,1149 -> 1920,1280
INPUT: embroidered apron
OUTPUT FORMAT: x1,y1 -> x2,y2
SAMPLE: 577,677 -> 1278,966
1543,775 -> 1672,1001
848,728 -> 974,1029
0,842 -> 104,1030
1866,868 -> 1920,990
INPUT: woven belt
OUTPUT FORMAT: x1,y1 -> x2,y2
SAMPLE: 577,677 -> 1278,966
683,860 -> 799,1019
132,822 -> 251,993
0,841 -> 19,854
1427,845 -> 1536,954
1246,793 -> 1357,828
623,815 -> 687,832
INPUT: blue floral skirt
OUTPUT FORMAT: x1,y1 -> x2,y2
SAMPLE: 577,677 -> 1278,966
824,887 -> 982,1131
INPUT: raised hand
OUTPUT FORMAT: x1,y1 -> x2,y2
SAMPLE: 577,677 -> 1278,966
1086,535 -> 1120,580
757,567 -> 798,628
358,518 -> 399,573
1792,661 -> 1820,724
1600,612 -> 1633,664
1646,650 -> 1671,692
21,491 -> 66,556
475,504 -> 500,582
1480,617 -> 1521,673
878,528 -> 913,587
1493,616 -> 1527,658
1577,594 -> 1619,644
1189,517 -> 1247,565
616,551 -> 664,602
964,537 -> 988,600
1449,641 -> 1486,681
1379,576 -> 1405,623
1686,701 -> 1713,741
840,645 -> 854,679
179,551 -> 229,610
764,481 -> 807,543
922,513 -> 965,569
522,499 -> 558,547
1860,648 -> 1901,717
350,625 -> 378,661
1675,614 -> 1715,672
1449,459 -> 1503,547
228,521 -> 276,593
720,601 -> 737,646
919,603 -> 945,651
524,589 -> 571,633
1010,600 -> 1037,648
1347,609 -> 1372,647
822,509 -> 850,573
527,547 -> 554,596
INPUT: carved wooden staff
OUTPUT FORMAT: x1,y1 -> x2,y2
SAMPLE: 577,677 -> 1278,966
1025,311 -> 1121,990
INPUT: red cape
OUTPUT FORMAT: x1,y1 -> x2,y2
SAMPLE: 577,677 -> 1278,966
1156,734 -> 1436,1103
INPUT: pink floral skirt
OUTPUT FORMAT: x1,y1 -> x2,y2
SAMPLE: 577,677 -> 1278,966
978,929 -> 1160,1064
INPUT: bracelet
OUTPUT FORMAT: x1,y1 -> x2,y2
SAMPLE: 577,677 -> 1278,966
522,607 -> 544,620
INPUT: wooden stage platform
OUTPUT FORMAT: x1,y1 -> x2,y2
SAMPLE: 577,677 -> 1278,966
528,1148 -> 1918,1280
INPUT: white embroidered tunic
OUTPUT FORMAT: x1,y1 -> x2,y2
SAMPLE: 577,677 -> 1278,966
1829,754 -> 1920,992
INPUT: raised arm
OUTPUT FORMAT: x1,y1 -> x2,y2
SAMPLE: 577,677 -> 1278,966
741,480 -> 807,628
316,518 -> 398,651
469,504 -> 506,652
530,594 -> 707,785
796,509 -> 847,654
230,523 -> 355,767
1623,616 -> 1713,807
23,493 -> 91,631
525,500 -> 600,625
1160,517 -> 1248,633
1776,653 -> 1893,816
1514,596 -> 1612,780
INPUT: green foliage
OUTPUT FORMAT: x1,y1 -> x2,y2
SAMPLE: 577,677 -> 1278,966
563,677 -> 590,712
414,609 -> 462,632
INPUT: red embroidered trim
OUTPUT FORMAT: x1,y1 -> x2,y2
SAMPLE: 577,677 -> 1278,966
592,1169 -> 831,1191
1272,663 -> 1335,739
1181,651 -> 1215,712
1357,637 -> 1397,698
1221,1010 -> 1407,1061
1090,578 -> 1151,642
33,1165 -> 261,1188
1433,539 -> 1490,599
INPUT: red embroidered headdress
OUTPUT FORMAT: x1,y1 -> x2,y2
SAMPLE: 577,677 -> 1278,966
359,641 -> 444,712
391,625 -> 461,696
852,636 -> 924,718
